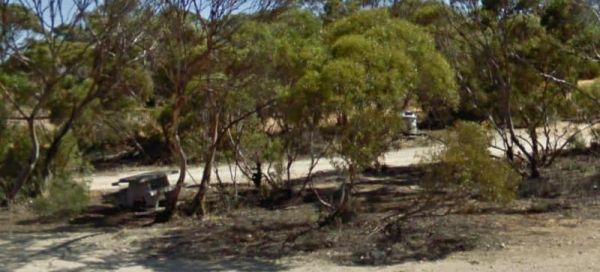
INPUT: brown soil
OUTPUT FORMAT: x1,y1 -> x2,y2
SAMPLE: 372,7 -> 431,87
2,153 -> 600,271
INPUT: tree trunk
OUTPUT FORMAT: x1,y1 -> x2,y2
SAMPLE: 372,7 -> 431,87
529,160 -> 540,179
40,86 -> 97,188
339,166 -> 355,209
159,132 -> 187,222
529,126 -> 541,178
505,140 -> 514,162
40,106 -> 80,186
156,93 -> 187,222
335,165 -> 357,223
191,112 -> 220,216
285,157 -> 293,189
191,143 -> 218,216
7,119 -> 40,200
339,181 -> 353,211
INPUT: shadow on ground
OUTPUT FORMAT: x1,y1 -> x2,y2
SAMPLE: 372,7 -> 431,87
1,193 -> 287,271
136,165 -> 496,267
6,162 -> 575,270
0,228 -> 287,271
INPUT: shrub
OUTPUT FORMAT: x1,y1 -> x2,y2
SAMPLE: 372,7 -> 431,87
0,129 -> 91,204
31,174 -> 90,218
0,128 -> 37,202
238,124 -> 286,188
49,132 -> 93,176
568,133 -> 587,151
423,121 -> 520,203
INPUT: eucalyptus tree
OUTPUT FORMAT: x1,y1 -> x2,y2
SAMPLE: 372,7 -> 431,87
186,7 -> 325,214
40,0 -> 155,183
220,9 -> 326,192
152,0 -> 292,218
567,0 -> 600,65
292,9 -> 458,216
0,0 -> 154,200
446,0 -> 600,178
0,1 -> 44,200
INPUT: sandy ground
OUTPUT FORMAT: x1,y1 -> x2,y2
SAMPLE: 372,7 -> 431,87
87,146 -> 435,191
295,219 -> 600,272
2,217 -> 600,272
3,122 -> 598,272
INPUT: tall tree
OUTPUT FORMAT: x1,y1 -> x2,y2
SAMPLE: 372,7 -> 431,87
152,0 -> 292,219
221,9 -> 326,192
447,0 -> 600,177
0,0 -> 153,200
295,9 -> 458,217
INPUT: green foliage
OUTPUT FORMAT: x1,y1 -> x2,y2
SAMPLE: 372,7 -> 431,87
335,109 -> 403,171
0,128 -> 36,201
242,127 -> 287,185
568,133 -> 588,151
408,1 -> 449,26
48,132 -> 93,176
0,0 -> 155,203
325,9 -> 459,113
322,0 -> 361,24
421,0 -> 600,176
0,2 -> 41,39
319,10 -> 458,173
241,130 -> 284,164
0,129 -> 91,203
541,0 -> 600,51
31,175 -> 90,219
0,73 -> 37,105
424,122 -> 519,203
4,0 -> 598,213
574,78 -> 600,119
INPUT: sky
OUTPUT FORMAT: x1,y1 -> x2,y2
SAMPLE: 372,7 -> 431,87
9,0 -> 261,26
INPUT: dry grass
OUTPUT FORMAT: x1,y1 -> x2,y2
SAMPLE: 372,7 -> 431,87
578,79 -> 596,88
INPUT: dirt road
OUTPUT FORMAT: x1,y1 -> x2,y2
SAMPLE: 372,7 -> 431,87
88,122 -> 591,191
87,146 -> 437,191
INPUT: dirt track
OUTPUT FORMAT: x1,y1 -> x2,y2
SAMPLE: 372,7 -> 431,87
87,146 -> 435,191
89,122 -> 591,191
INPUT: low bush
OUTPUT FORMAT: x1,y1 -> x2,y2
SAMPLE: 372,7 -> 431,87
0,129 -> 91,204
568,133 -> 587,151
423,121 -> 520,203
0,128 -> 38,202
31,175 -> 90,219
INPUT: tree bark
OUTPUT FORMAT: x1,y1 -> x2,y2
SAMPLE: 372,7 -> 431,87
191,112 -> 220,216
40,94 -> 96,187
159,132 -> 187,221
529,126 -> 541,178
156,92 -> 187,222
337,165 -> 356,218
7,118 -> 40,200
